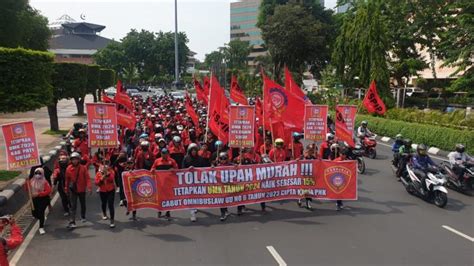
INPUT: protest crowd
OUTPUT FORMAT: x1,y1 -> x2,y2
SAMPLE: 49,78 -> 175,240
29,71 -> 364,234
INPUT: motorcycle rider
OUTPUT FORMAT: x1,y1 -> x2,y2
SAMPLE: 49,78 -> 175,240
357,121 -> 373,146
269,138 -> 288,162
392,134 -> 403,167
397,139 -> 414,178
447,144 -> 473,183
412,144 -> 438,192
320,133 -> 335,159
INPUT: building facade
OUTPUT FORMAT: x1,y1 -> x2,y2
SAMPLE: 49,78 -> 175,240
48,15 -> 114,64
230,0 -> 265,66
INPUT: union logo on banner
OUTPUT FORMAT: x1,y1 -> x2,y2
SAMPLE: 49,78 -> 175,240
324,166 -> 352,194
238,106 -> 248,118
344,107 -> 350,114
132,175 -> 156,198
311,107 -> 320,116
269,88 -> 288,114
11,124 -> 27,139
95,105 -> 108,117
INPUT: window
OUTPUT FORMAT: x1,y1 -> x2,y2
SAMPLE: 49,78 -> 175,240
231,6 -> 258,14
250,40 -> 264,46
231,15 -> 257,23
231,23 -> 258,31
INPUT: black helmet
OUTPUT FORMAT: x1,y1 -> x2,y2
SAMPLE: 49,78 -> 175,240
404,139 -> 412,147
455,144 -> 465,153
417,143 -> 427,156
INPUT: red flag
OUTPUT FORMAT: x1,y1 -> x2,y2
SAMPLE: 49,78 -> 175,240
116,80 -> 124,93
194,78 -> 208,105
102,93 -> 114,104
114,80 -> 133,111
203,76 -> 210,98
208,75 -> 230,144
335,105 -> 357,147
284,66 -> 310,103
255,97 -> 263,128
185,93 -> 199,127
362,80 -> 386,115
263,73 -> 305,131
117,110 -> 136,130
230,76 -> 248,105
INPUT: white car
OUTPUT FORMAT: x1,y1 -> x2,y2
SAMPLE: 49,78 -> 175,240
170,91 -> 185,99
127,89 -> 140,97
104,87 -> 116,97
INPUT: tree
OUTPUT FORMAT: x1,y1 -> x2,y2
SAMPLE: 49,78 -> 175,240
259,3 -> 334,78
437,1 -> 473,92
0,48 -> 53,113
49,63 -> 88,131
99,69 -> 115,91
332,0 -> 390,95
0,0 -> 51,51
86,65 -> 101,102
222,40 -> 250,71
94,42 -> 125,77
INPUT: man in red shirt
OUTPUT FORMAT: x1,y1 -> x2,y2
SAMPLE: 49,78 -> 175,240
259,137 -> 273,155
65,152 -> 92,229
320,133 -> 335,159
288,133 -> 304,160
151,148 -> 178,170
269,138 -> 288,162
73,129 -> 89,156
135,141 -> 155,170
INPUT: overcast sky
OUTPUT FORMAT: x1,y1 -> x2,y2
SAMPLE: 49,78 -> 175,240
30,0 -> 338,60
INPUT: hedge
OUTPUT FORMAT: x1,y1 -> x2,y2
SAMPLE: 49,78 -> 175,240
356,114 -> 474,154
99,68 -> 115,89
385,108 -> 474,130
0,47 -> 54,113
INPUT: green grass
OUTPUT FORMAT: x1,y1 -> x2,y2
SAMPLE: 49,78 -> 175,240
43,129 -> 70,135
0,170 -> 21,181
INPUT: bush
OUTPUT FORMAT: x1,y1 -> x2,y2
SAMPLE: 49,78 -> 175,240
385,108 -> 474,129
99,68 -> 115,89
356,115 -> 474,153
0,47 -> 54,112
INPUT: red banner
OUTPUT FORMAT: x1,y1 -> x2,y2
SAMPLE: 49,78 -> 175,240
230,76 -> 248,105
304,105 -> 328,142
208,75 -> 230,144
122,160 -> 357,211
117,110 -> 136,130
363,80 -> 386,115
122,170 -> 161,211
1,121 -> 40,170
228,105 -> 255,148
335,105 -> 357,147
86,103 -> 119,148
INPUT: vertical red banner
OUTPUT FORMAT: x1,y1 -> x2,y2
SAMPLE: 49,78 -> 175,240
86,103 -> 119,148
304,105 -> 328,142
228,105 -> 255,148
335,105 -> 357,147
1,121 -> 40,170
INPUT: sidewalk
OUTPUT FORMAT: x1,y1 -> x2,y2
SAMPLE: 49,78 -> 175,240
0,96 -> 93,170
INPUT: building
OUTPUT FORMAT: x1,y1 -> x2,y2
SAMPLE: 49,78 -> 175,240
186,50 -> 198,74
336,3 -> 351,13
48,15 -> 114,64
230,0 -> 265,66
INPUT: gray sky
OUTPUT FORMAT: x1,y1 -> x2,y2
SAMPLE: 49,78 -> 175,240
30,0 -> 337,61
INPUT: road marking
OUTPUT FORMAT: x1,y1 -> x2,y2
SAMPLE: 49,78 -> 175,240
10,192 -> 60,266
442,225 -> 474,242
266,246 -> 287,266
377,141 -> 448,162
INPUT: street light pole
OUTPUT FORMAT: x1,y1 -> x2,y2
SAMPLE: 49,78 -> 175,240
174,0 -> 179,88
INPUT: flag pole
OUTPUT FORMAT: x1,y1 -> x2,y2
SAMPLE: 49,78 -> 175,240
261,72 -> 267,155
269,118 -> 276,162
204,72 -> 212,142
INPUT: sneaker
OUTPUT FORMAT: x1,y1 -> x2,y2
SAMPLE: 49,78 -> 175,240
157,211 -> 162,218
102,216 -> 108,220
237,209 -> 243,216
126,211 -> 130,216
305,201 -> 313,210
119,200 -> 124,206
220,212 -> 229,222
190,212 -> 197,222
116,187 -> 120,193
63,212 -> 70,217
39,228 -> 46,235
110,222 -> 115,228
67,222 -> 76,229
297,199 -> 302,208
96,188 -> 100,193
81,218 -> 87,223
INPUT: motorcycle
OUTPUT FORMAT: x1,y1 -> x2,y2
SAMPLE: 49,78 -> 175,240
346,144 -> 366,174
440,162 -> 474,193
362,136 -> 377,159
401,164 -> 448,208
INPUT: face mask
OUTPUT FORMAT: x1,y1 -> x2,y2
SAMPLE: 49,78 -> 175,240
34,174 -> 42,179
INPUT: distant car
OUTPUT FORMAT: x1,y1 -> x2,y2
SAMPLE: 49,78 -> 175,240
104,87 -> 116,97
127,89 -> 140,97
169,91 -> 186,100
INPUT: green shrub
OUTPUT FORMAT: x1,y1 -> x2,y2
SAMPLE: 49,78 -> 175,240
356,115 -> 474,153
385,108 -> 474,129
0,47 -> 54,112
99,68 -> 115,89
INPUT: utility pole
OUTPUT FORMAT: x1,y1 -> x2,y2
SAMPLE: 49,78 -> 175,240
174,0 -> 179,88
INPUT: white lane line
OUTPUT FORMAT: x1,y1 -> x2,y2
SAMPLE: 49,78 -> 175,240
266,246 -> 287,266
10,192 -> 60,266
377,141 -> 448,162
442,225 -> 474,242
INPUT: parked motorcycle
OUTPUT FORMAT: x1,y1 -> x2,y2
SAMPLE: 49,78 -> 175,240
440,162 -> 474,193
401,164 -> 448,208
362,136 -> 377,159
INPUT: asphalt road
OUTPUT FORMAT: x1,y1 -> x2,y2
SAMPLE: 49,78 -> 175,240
12,142 -> 474,266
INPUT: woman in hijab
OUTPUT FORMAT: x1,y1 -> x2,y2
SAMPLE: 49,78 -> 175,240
30,168 -> 52,235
